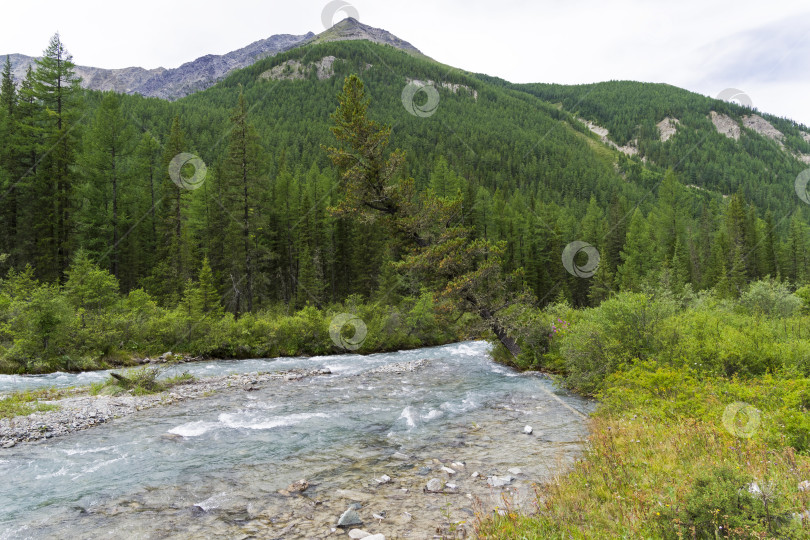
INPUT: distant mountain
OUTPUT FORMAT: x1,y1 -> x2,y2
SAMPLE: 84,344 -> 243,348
2,18 -> 422,101
4,33 -> 313,101
311,17 -> 422,56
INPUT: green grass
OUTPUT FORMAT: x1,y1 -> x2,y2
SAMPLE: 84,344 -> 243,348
475,366 -> 810,539
90,367 -> 197,396
0,388 -> 64,419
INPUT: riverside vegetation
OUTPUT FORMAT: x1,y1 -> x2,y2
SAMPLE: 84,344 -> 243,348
3,30 -> 810,539
479,282 -> 810,539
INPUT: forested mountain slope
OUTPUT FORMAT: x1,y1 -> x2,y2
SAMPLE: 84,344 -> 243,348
511,81 -> 810,215
2,34 -> 810,317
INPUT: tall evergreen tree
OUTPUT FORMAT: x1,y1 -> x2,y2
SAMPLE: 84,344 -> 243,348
78,92 -> 133,280
218,90 -> 263,314
32,33 -> 82,280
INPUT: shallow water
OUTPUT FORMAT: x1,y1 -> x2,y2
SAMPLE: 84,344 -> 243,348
0,341 -> 593,539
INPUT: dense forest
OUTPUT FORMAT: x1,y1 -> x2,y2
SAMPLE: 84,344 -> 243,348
1,33 -> 810,373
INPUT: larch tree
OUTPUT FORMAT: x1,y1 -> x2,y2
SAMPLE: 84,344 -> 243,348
32,33 -> 82,280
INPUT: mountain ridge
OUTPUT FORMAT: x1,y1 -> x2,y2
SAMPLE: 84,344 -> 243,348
2,18 -> 423,101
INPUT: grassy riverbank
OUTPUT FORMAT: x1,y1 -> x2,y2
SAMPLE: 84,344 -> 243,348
479,284 -> 810,539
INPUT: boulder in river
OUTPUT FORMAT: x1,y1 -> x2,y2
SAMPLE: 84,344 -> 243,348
374,474 -> 391,484
348,530 -> 370,539
279,479 -> 309,496
441,466 -> 456,475
425,478 -> 443,493
337,508 -> 363,527
487,475 -> 514,487
523,425 -> 533,434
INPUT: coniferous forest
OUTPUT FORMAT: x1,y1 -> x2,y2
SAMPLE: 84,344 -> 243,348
4,24 -> 810,539
2,34 -> 810,375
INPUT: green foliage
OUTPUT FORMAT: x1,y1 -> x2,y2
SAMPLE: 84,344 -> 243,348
557,292 -> 675,394
0,389 -> 60,418
666,466 -> 793,539
738,278 -> 802,318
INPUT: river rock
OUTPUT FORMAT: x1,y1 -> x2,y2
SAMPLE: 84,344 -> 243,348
279,479 -> 308,496
440,466 -> 456,475
349,530 -> 370,539
507,467 -> 522,475
487,475 -> 513,488
365,535 -> 386,540
337,508 -> 363,527
375,474 -> 391,484
451,461 -> 465,468
523,425 -> 533,434
425,478 -> 443,493
800,480 -> 810,492
391,452 -> 410,460
471,471 -> 480,478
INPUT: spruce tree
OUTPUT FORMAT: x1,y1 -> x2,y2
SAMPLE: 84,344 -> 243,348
219,89 -> 263,313
617,208 -> 655,291
32,33 -> 82,280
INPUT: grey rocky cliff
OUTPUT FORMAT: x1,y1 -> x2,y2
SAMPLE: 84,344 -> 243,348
5,32 -> 313,101
4,18 -> 422,101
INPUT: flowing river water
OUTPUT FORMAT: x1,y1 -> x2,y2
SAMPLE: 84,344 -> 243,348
0,341 -> 593,539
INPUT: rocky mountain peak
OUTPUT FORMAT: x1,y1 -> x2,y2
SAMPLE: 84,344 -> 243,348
313,17 -> 423,55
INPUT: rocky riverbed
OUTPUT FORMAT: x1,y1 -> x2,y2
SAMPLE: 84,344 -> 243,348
0,360 -> 436,448
0,342 -> 591,539
0,367 -> 333,448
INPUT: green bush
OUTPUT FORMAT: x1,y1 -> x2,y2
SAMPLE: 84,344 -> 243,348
739,279 -> 801,318
558,292 -> 674,394
662,466 -> 795,539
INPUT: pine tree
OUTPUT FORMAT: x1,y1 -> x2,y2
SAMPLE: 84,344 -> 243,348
219,89 -> 263,313
132,131 -> 162,276
0,56 -> 17,259
617,208 -> 655,291
11,66 -> 42,268
761,210 -> 778,278
32,33 -> 82,280
78,92 -> 133,280
154,116 -> 194,303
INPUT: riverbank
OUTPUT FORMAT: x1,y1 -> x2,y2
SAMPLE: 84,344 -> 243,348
0,342 -> 592,539
477,292 -> 810,538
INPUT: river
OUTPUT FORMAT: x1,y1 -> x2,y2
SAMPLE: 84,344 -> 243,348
0,341 -> 593,539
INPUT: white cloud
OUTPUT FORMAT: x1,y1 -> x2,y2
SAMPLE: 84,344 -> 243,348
1,0 -> 807,124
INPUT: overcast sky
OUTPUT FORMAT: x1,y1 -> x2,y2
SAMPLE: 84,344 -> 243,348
2,0 -> 809,125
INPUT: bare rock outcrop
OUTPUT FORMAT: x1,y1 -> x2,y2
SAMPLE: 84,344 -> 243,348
742,114 -> 784,147
657,117 -> 680,142
709,111 -> 740,140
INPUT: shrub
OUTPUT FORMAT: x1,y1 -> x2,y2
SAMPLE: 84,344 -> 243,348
664,466 -> 794,539
558,292 -> 674,394
739,279 -> 801,318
